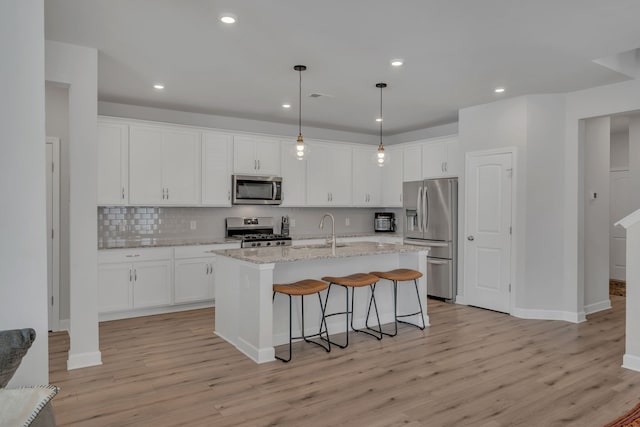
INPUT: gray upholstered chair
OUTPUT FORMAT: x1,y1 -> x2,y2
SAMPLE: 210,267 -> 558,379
0,328 -> 58,427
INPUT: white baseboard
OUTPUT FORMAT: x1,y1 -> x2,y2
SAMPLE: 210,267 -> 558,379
511,307 -> 586,323
98,301 -> 214,322
584,299 -> 612,315
623,354 -> 640,372
67,351 -> 102,370
454,295 -> 467,305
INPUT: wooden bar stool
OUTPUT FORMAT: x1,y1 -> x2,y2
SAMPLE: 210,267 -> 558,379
272,279 -> 331,362
370,269 -> 426,336
320,273 -> 383,348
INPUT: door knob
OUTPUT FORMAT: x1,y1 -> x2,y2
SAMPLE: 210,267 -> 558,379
467,235 -> 475,241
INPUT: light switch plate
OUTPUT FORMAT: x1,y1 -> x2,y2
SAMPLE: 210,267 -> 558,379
190,220 -> 197,230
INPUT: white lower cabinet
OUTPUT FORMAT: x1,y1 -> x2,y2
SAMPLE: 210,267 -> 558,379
174,245 -> 219,304
98,248 -> 173,314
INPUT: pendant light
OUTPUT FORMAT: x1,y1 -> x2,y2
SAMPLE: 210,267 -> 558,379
376,82 -> 387,166
294,65 -> 307,160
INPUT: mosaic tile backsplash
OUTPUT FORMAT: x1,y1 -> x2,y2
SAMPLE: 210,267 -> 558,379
98,206 -> 399,249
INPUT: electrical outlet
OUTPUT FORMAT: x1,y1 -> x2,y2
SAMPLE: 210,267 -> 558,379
190,220 -> 197,230
291,219 -> 296,227
345,217 -> 350,226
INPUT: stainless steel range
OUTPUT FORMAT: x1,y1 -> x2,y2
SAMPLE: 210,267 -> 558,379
226,217 -> 292,248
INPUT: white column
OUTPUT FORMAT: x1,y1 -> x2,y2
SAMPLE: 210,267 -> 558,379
616,210 -> 640,371
45,41 -> 101,369
0,1 -> 48,386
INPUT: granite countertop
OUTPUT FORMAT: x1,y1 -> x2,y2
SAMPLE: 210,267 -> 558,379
214,241 -> 427,264
98,232 -> 404,250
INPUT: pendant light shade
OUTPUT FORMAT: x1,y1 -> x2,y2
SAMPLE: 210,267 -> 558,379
376,83 -> 387,166
294,65 -> 307,160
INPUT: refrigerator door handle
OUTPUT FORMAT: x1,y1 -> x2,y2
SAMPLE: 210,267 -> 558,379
427,259 -> 449,265
423,185 -> 429,233
417,186 -> 423,232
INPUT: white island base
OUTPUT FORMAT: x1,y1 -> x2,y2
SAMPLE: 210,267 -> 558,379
214,242 -> 430,363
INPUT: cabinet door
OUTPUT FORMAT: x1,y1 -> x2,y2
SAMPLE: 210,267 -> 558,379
403,145 -> 422,182
202,132 -> 232,206
98,263 -> 132,313
97,122 -> 128,205
327,145 -> 353,206
382,147 -> 403,207
280,141 -> 306,206
162,129 -> 200,205
129,126 -> 164,204
444,137 -> 460,177
422,140 -> 447,179
352,148 -> 381,206
306,143 -> 331,205
233,136 -> 258,174
254,138 -> 281,175
132,260 -> 172,309
174,258 -> 214,304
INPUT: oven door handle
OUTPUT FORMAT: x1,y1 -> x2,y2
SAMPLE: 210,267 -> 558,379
273,182 -> 277,200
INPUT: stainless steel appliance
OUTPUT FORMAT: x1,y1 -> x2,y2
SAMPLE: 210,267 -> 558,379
232,175 -> 282,205
403,178 -> 458,301
226,217 -> 292,248
374,212 -> 396,232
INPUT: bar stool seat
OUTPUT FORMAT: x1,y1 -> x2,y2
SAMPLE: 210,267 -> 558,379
370,269 -> 426,337
273,279 -> 331,363
320,273 -> 383,348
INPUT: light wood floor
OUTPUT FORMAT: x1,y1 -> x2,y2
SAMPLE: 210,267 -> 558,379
49,296 -> 640,426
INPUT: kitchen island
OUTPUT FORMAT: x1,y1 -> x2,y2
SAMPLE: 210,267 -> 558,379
214,241 -> 429,363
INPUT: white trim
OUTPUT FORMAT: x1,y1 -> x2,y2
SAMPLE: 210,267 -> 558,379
454,295 -> 467,305
46,137 -> 61,332
511,307 -> 586,323
616,209 -> 640,229
623,354 -> 640,372
584,299 -> 612,315
610,167 -> 629,172
463,147 -> 517,315
235,337 -> 275,364
67,351 -> 102,370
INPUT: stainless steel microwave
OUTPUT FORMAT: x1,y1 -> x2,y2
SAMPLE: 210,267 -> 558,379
232,175 -> 283,205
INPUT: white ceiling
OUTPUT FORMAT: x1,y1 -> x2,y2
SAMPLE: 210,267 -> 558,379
44,0 -> 640,136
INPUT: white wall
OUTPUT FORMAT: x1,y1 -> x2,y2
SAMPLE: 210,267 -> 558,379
45,84 -> 71,322
583,117 -> 612,313
0,1 -> 48,386
45,40 -> 102,369
386,122 -> 459,144
611,131 -> 629,170
630,116 -> 640,212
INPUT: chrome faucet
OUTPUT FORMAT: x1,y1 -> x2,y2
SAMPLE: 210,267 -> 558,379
319,213 -> 336,253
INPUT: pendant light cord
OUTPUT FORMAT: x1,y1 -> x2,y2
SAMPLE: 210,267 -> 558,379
379,85 -> 383,144
298,69 -> 302,135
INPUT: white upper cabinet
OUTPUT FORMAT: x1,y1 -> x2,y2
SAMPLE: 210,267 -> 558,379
97,121 -> 129,205
381,146 -> 404,207
421,135 -> 460,178
233,135 -> 281,176
202,132 -> 232,206
280,141 -> 306,206
403,144 -> 423,182
129,125 -> 200,205
352,147 -> 382,206
306,141 -> 352,206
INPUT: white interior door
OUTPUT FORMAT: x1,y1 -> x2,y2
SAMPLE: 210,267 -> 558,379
46,137 -> 60,331
610,170 -> 631,281
465,151 -> 513,313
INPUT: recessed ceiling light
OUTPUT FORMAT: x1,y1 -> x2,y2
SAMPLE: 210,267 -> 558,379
220,14 -> 237,24
376,118 -> 383,122
391,59 -> 404,67
494,87 -> 506,93
282,104 -> 291,109
153,84 -> 165,90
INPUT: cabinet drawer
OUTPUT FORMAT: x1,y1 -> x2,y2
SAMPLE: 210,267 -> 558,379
174,243 -> 240,259
98,247 -> 173,263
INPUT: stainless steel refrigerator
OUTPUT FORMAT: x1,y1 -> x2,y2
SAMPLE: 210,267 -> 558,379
403,178 -> 458,301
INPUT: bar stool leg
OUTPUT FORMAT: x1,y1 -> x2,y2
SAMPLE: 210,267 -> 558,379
274,293 -> 294,363
320,283 -> 350,349
354,285 -> 383,340
300,294 -> 331,352
367,280 -> 399,337
396,278 -> 426,330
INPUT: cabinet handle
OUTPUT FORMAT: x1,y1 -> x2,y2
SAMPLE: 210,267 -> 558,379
330,192 -> 333,202
254,159 -> 257,170
134,269 -> 137,281
327,193 -> 330,202
206,264 -> 209,275
162,188 -> 165,200
166,188 -> 169,200
122,187 -> 125,199
445,162 -> 448,172
228,190 -> 231,201
257,159 -> 260,170
129,269 -> 132,281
